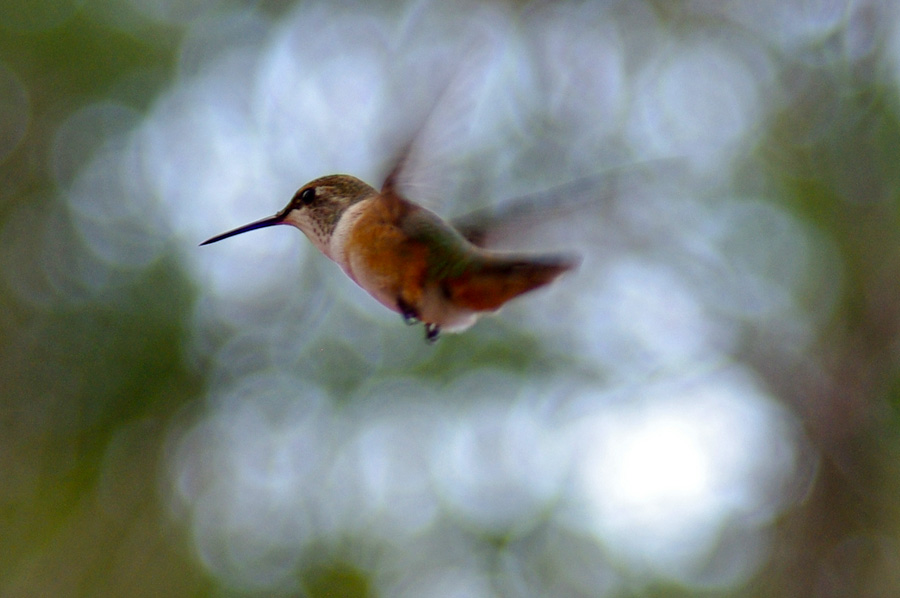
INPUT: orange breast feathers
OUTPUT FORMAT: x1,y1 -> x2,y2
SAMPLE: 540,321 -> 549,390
340,196 -> 431,311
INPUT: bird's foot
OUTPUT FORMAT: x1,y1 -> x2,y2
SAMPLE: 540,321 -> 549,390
424,323 -> 441,343
397,299 -> 419,325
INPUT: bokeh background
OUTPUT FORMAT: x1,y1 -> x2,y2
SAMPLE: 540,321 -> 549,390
3,0 -> 900,596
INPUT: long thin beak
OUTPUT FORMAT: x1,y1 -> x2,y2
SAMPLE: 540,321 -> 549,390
200,213 -> 285,246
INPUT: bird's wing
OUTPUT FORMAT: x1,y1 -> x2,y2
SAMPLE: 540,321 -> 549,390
450,158 -> 686,250
380,39 -> 499,206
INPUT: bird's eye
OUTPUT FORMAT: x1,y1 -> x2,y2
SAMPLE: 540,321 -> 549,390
300,187 -> 316,205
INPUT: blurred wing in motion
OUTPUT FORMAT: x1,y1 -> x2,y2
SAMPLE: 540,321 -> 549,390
380,39 -> 501,205
450,158 -> 686,250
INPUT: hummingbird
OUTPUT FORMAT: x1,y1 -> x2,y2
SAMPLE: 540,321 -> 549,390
201,167 -> 579,342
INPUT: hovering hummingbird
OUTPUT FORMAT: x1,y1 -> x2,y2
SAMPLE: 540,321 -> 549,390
201,163 -> 580,342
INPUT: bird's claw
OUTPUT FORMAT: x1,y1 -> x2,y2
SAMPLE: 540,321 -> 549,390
397,300 -> 440,342
425,323 -> 441,343
398,300 -> 419,325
